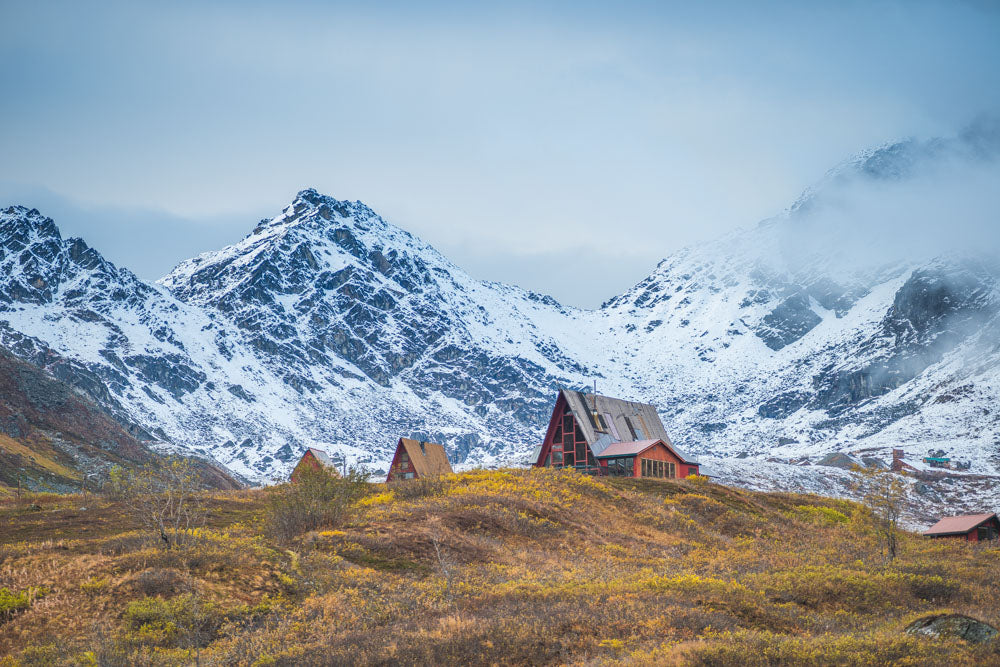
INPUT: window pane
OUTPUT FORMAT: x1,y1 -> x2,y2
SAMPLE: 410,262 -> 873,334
552,451 -> 563,465
563,415 -> 574,432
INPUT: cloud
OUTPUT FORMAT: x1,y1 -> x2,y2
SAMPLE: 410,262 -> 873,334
0,182 -> 262,281
778,120 -> 1000,274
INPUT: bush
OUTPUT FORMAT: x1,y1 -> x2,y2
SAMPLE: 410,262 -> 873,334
106,458 -> 206,549
130,568 -> 193,597
123,594 -> 217,649
682,629 -> 959,666
796,505 -> 850,525
0,586 -> 45,621
265,466 -> 370,542
80,576 -> 111,595
387,475 -> 447,500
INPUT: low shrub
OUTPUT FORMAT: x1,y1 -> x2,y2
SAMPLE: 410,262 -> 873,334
757,566 -> 960,612
98,531 -> 157,555
130,568 -> 193,597
387,475 -> 447,500
80,576 -> 111,595
796,505 -> 850,525
122,594 -> 218,649
14,643 -> 62,666
682,629 -> 978,667
264,466 -> 370,542
0,586 -> 46,622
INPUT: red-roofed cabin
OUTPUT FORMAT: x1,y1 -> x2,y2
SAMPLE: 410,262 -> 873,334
924,513 -> 1000,542
597,439 -> 695,479
533,389 -> 701,479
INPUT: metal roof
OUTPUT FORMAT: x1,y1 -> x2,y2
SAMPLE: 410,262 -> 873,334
397,438 -> 453,477
560,389 -> 698,463
307,447 -> 335,469
530,444 -> 543,463
924,513 -> 998,536
594,439 -> 662,458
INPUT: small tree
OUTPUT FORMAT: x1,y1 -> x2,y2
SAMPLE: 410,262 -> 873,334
265,465 -> 370,542
108,457 -> 206,549
853,467 -> 909,562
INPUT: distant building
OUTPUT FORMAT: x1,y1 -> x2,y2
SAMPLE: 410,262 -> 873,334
533,389 -> 701,478
891,449 -> 917,472
924,513 -> 1000,542
290,447 -> 341,481
386,438 -> 453,482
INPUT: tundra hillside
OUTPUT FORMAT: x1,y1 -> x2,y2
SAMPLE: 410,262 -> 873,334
2,468 -> 999,665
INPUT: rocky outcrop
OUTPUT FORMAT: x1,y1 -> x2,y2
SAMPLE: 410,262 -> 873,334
905,614 -> 998,643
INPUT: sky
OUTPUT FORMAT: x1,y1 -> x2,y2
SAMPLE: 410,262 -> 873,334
1,1 -> 999,308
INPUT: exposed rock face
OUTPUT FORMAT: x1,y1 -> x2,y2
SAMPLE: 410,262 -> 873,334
754,294 -> 823,351
906,614 -> 999,643
0,131 -> 998,486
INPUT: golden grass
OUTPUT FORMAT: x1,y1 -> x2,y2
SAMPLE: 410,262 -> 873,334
1,469 -> 998,665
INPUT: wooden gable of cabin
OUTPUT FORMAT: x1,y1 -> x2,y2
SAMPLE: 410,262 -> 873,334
533,392 -> 600,473
973,516 -> 1000,541
386,438 -> 453,482
633,441 -> 686,479
290,448 -> 340,482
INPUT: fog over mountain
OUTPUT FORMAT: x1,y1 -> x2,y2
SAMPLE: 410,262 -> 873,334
781,117 -> 1000,270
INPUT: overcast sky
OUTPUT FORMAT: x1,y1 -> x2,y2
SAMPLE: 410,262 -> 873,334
2,1 -> 999,307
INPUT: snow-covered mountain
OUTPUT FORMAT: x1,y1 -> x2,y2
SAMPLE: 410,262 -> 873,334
1,129 -> 998,492
0,199 -> 607,479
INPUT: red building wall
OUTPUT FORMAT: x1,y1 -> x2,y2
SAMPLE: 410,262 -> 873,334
633,442 -> 686,478
386,444 -> 418,482
291,450 -> 319,482
534,394 -> 599,472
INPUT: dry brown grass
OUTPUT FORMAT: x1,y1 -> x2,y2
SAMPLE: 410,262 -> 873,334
1,469 -> 999,665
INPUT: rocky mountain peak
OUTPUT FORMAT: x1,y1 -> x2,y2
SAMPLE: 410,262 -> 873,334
0,205 -> 62,242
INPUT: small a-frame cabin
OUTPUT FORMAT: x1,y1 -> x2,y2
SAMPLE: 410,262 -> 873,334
533,389 -> 700,479
290,447 -> 341,481
386,438 -> 453,482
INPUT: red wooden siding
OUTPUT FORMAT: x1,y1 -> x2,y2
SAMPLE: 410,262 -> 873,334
535,394 -> 599,470
290,450 -> 319,482
386,445 -> 417,482
632,441 -> 685,478
533,393 -> 600,473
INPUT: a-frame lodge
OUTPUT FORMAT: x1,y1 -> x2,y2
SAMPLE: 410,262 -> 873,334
533,389 -> 700,479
